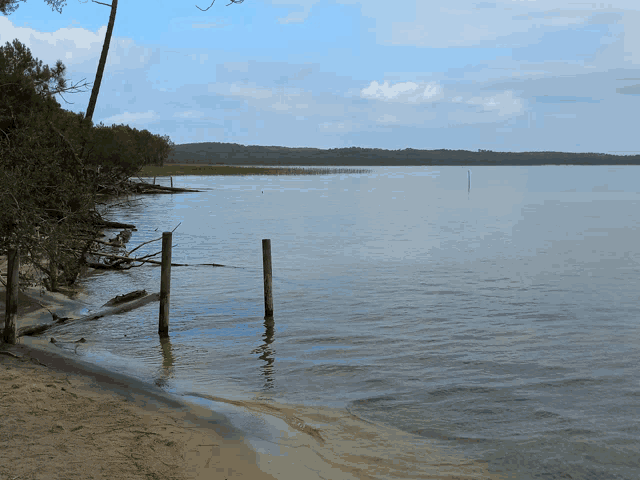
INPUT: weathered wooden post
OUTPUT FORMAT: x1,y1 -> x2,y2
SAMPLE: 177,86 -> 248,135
170,176 -> 173,188
153,176 -> 156,185
158,232 -> 172,338
3,248 -> 19,345
262,239 -> 273,318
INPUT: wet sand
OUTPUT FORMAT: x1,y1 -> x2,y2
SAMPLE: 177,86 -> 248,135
0,343 -> 276,480
1,258 -> 500,480
1,258 -> 274,479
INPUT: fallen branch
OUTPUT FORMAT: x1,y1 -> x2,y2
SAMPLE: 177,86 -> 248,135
0,350 -> 21,358
127,237 -> 161,256
94,220 -> 137,229
126,182 -> 201,194
102,289 -> 147,307
71,292 -> 160,323
0,292 -> 161,339
86,251 -> 225,267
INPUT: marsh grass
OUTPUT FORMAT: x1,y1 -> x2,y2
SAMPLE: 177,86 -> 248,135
139,164 -> 371,177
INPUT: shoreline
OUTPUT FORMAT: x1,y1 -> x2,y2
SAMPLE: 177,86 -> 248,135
138,164 -> 373,177
1,199 -> 500,479
0,274 -> 276,479
0,340 -> 277,480
1,284 -> 500,480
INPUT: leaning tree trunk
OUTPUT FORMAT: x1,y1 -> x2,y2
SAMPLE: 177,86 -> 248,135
84,0 -> 118,123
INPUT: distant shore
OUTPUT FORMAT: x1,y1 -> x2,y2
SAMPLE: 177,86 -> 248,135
139,164 -> 371,176
166,141 -> 640,166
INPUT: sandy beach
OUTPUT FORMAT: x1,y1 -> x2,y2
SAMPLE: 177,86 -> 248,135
0,344 -> 277,480
1,255 -> 500,480
0,255 -> 276,480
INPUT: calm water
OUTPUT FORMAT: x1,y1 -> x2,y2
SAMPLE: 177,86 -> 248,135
51,166 -> 639,479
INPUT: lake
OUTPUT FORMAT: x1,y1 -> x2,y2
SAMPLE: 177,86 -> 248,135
47,165 -> 640,479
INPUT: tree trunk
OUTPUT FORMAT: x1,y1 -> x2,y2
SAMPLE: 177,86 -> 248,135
84,0 -> 118,123
48,250 -> 58,292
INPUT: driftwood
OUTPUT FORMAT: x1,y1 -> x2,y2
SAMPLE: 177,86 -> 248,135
72,292 -> 160,323
95,219 -> 137,229
0,350 -> 21,358
127,182 -> 201,194
86,251 -> 226,267
102,289 -> 147,307
0,291 -> 161,339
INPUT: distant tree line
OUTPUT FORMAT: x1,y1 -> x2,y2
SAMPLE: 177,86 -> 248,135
0,39 -> 172,291
168,142 -> 640,167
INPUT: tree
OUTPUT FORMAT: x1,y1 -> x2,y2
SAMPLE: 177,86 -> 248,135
0,39 -> 89,134
0,40 -> 101,291
84,0 -> 117,123
3,0 -> 244,126
0,0 -> 66,15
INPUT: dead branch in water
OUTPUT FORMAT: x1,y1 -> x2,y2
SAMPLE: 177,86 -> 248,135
0,291 -> 161,339
85,251 -> 225,267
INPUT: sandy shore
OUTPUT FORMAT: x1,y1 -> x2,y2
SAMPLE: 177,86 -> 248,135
1,257 -> 501,480
1,256 -> 277,480
0,343 -> 278,480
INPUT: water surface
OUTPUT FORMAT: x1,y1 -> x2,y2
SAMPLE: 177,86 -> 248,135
49,165 -> 640,479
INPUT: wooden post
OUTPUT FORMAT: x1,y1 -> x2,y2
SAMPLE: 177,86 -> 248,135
262,239 -> 273,318
153,176 -> 156,185
3,248 -> 19,345
158,232 -> 172,338
170,176 -> 173,188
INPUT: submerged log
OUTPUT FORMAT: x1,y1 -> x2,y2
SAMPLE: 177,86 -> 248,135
127,182 -> 201,194
0,291 -> 160,339
61,292 -> 160,325
102,289 -> 147,307
95,219 -> 137,230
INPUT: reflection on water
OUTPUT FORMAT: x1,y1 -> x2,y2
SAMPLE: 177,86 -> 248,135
251,316 -> 276,390
64,167 -> 640,480
155,336 -> 175,388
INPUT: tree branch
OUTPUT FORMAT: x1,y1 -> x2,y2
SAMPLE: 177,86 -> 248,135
196,0 -> 243,11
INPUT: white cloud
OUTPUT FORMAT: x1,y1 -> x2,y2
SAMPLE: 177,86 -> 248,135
361,80 -> 444,103
101,110 -> 159,125
0,17 -> 159,76
0,16 -> 104,67
325,0 -> 639,52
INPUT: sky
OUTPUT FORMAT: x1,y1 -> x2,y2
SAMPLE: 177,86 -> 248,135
1,0 -> 640,153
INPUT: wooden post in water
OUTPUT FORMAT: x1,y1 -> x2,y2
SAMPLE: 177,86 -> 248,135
158,232 -> 172,338
3,248 -> 19,345
262,239 -> 273,318
153,176 -> 156,185
170,176 -> 173,188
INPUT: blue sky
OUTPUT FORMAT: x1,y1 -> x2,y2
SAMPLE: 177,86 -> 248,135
2,0 -> 640,153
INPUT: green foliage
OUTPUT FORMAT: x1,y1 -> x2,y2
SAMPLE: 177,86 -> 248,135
0,39 -> 173,291
83,122 -> 174,179
0,0 -> 67,15
0,40 -> 66,135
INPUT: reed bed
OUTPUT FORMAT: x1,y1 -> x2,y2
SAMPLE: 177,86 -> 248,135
139,164 -> 372,177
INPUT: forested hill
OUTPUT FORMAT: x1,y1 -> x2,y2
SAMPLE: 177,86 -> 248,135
167,142 -> 640,166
